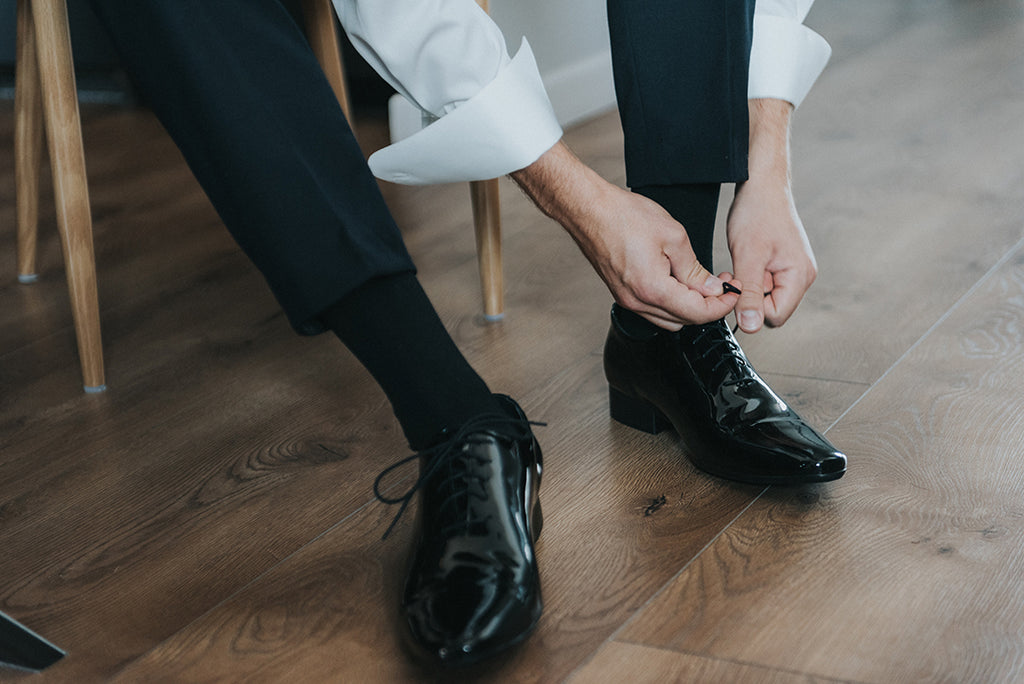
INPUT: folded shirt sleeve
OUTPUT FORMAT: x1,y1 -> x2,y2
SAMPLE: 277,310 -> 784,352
748,0 -> 831,108
333,0 -> 828,184
333,0 -> 563,185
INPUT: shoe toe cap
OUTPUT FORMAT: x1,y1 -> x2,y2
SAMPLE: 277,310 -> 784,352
405,570 -> 541,665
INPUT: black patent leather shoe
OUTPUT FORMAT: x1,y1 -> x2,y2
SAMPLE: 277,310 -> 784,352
604,305 -> 846,485
374,395 -> 543,666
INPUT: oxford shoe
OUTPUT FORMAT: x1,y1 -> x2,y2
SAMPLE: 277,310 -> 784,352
604,305 -> 846,485
375,395 -> 543,666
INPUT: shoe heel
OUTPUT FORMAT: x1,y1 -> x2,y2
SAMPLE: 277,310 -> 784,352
609,386 -> 671,435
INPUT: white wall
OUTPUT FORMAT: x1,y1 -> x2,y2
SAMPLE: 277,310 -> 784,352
489,0 -> 616,127
388,0 -> 617,143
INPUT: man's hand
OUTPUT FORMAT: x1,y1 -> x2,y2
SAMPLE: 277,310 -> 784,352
511,142 -> 739,331
728,98 -> 817,333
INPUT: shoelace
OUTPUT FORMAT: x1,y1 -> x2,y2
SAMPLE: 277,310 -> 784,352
689,323 -> 750,381
373,412 -> 543,540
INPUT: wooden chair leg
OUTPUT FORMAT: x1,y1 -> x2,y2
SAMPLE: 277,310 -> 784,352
32,0 -> 106,392
470,179 -> 504,320
470,0 -> 504,320
300,0 -> 352,119
15,0 -> 44,284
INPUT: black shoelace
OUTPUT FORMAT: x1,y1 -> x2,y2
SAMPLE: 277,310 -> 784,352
373,412 -> 543,540
687,322 -> 751,383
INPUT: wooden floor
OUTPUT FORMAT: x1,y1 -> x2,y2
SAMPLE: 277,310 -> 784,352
3,1 -> 1023,681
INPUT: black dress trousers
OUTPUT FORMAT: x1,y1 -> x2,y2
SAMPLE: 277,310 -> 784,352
606,0 -> 756,188
86,0 -> 416,334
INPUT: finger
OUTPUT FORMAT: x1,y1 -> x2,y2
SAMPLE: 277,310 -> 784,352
715,273 -> 742,297
637,310 -> 684,331
731,249 -> 771,332
665,248 -> 725,297
734,280 -> 767,334
647,279 -> 738,326
763,271 -> 806,328
621,285 -> 689,330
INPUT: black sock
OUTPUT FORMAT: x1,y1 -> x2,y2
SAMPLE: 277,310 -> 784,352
621,183 -> 721,335
320,273 -> 502,450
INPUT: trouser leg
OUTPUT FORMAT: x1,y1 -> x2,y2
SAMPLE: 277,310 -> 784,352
606,0 -> 755,188
87,0 -> 505,445
86,0 -> 415,334
607,0 -> 753,274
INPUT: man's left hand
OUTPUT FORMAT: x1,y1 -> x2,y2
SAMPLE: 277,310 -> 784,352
727,175 -> 817,333
728,98 -> 817,334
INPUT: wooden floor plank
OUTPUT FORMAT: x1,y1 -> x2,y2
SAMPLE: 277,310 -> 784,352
81,360 -> 737,679
567,642 -> 849,684
99,360 -> 860,683
614,247 -> 1024,683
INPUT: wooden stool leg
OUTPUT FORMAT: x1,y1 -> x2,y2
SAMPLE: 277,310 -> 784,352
300,0 -> 352,119
32,0 -> 106,392
470,179 -> 504,320
15,0 -> 44,283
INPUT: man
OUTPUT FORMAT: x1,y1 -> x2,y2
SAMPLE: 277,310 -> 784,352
85,0 -> 842,667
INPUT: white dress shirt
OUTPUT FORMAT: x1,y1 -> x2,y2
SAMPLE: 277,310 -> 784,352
332,0 -> 830,185
748,0 -> 831,106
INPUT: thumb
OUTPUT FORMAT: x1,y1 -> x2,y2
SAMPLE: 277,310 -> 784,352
734,270 -> 770,333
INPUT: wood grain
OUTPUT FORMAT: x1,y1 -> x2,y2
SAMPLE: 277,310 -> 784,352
96,361 -> 764,683
615,251 -> 1024,683
567,642 -> 843,684
25,0 -> 105,389
2,0 -> 1023,681
14,0 -> 43,280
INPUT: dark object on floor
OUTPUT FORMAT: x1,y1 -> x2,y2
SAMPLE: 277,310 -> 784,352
0,611 -> 65,672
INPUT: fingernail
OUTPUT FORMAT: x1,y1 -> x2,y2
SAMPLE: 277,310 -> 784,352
722,282 -> 741,295
740,311 -> 760,330
704,275 -> 722,290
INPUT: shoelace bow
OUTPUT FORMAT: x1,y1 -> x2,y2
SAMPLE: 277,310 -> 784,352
373,412 -> 544,540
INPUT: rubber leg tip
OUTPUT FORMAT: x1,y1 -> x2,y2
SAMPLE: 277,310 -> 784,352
483,313 -> 506,322
84,384 -> 108,394
18,273 -> 39,284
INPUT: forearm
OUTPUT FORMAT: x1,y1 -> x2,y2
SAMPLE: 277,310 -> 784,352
509,141 -> 607,241
745,98 -> 793,187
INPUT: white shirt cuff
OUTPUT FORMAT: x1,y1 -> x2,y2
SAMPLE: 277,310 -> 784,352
748,14 -> 831,108
367,38 -> 563,185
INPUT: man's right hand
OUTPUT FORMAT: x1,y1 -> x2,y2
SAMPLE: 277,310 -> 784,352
511,142 -> 739,331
